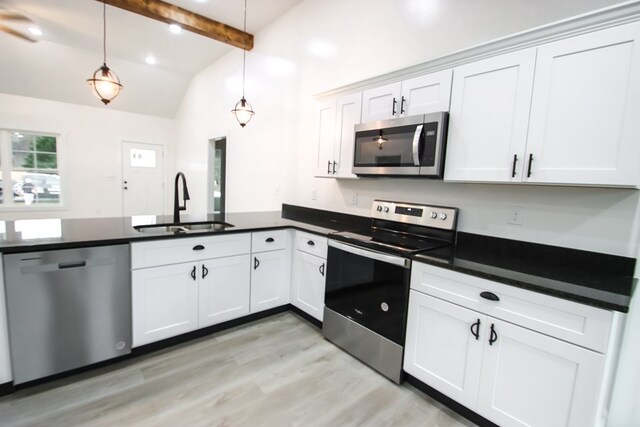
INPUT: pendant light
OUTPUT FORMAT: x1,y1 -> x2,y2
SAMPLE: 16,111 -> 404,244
87,0 -> 123,105
231,0 -> 254,127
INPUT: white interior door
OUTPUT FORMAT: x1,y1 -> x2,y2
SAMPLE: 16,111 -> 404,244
122,142 -> 165,217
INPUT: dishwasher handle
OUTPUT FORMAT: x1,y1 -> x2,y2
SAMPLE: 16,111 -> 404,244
58,261 -> 87,270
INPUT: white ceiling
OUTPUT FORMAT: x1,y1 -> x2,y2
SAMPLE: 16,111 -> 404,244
0,0 -> 303,117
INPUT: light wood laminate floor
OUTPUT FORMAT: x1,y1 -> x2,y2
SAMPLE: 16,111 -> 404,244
0,312 -> 477,427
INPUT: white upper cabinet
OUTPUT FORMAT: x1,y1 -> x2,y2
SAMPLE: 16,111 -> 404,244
444,49 -> 536,182
314,98 -> 337,177
361,70 -> 453,122
525,21 -> 640,186
361,82 -> 402,122
334,93 -> 362,178
445,21 -> 640,187
400,70 -> 453,117
314,93 -> 362,179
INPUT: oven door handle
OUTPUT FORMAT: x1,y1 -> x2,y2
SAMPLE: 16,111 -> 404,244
328,240 -> 410,269
412,124 -> 423,166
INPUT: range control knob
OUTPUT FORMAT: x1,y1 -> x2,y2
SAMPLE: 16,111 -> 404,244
384,207 -> 390,213
376,205 -> 383,212
430,211 -> 438,219
440,213 -> 448,220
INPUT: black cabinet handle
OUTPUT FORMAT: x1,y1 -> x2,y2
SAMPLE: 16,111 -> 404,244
193,245 -> 205,251
307,240 -> 315,246
400,96 -> 406,114
489,323 -> 498,346
527,153 -> 534,178
254,257 -> 260,270
202,264 -> 208,279
265,237 -> 275,243
332,161 -> 337,174
480,291 -> 500,302
392,97 -> 397,115
511,154 -> 518,178
191,265 -> 197,281
327,160 -> 331,174
319,263 -> 325,277
470,319 -> 481,340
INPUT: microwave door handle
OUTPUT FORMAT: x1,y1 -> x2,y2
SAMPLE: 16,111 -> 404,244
412,124 -> 424,166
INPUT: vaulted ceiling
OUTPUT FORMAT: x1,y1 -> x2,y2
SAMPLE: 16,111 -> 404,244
0,0 -> 303,117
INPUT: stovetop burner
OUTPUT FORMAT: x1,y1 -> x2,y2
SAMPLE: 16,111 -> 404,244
330,200 -> 459,258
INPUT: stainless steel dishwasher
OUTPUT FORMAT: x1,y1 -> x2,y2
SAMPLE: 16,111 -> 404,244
4,244 -> 131,385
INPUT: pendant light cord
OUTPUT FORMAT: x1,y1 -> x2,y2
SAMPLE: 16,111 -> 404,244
102,0 -> 107,64
242,0 -> 247,98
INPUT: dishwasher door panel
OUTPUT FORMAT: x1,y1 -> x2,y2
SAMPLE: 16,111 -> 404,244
4,245 -> 131,385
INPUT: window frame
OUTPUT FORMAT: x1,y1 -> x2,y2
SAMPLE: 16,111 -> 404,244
0,129 -> 66,212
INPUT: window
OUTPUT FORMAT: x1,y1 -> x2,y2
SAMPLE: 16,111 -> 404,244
0,130 -> 62,208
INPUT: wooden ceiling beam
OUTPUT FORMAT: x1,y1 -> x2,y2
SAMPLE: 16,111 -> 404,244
98,0 -> 253,50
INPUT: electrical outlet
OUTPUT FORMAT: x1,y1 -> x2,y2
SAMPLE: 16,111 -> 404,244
311,188 -> 317,200
352,192 -> 358,205
508,206 -> 524,225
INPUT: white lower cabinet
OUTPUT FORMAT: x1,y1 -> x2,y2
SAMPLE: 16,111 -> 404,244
250,230 -> 291,313
0,259 -> 12,384
291,232 -> 327,321
476,318 -> 604,427
251,250 -> 290,313
131,234 -> 251,347
199,255 -> 251,327
404,291 -> 483,409
404,262 -> 618,427
132,262 -> 199,347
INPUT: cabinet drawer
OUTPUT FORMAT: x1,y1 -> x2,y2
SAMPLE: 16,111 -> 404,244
132,233 -> 251,269
295,231 -> 328,258
410,262 -> 613,353
252,229 -> 289,253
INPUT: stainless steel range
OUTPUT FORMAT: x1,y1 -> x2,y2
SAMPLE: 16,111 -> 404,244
323,200 -> 458,383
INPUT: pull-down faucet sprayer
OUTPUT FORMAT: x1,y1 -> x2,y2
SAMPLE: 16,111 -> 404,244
173,172 -> 190,223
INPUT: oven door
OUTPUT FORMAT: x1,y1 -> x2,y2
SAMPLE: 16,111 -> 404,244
325,239 -> 411,345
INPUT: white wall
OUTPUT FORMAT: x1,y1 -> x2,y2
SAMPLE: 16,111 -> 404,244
0,93 -> 177,220
175,0 -> 638,257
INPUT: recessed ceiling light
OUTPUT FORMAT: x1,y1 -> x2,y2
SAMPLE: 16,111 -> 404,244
145,55 -> 157,65
168,24 -> 182,34
27,26 -> 43,36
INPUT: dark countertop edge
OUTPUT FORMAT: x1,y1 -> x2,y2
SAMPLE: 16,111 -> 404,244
0,223 -> 333,254
411,253 -> 633,313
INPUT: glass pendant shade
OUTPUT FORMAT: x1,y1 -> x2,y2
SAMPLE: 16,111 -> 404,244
87,63 -> 122,105
373,130 -> 387,149
232,97 -> 255,127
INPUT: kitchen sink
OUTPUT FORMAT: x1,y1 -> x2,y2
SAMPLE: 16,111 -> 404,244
133,221 -> 234,233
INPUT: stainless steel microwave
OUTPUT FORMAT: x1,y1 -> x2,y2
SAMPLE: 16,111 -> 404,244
352,112 -> 448,177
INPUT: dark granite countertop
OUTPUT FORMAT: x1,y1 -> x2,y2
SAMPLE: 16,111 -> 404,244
412,233 -> 636,312
0,211 -> 338,254
0,205 -> 635,312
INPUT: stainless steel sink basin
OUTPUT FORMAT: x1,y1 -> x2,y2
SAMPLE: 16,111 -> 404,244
133,221 -> 234,233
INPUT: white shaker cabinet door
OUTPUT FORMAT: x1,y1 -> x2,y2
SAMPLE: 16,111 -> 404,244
525,21 -> 640,187
314,98 -> 337,177
132,262 -> 199,347
477,318 -> 605,427
199,255 -> 251,328
361,82 -> 402,122
403,291 -> 484,410
334,92 -> 362,178
251,249 -> 290,313
444,49 -> 536,182
291,251 -> 326,321
400,69 -> 453,116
